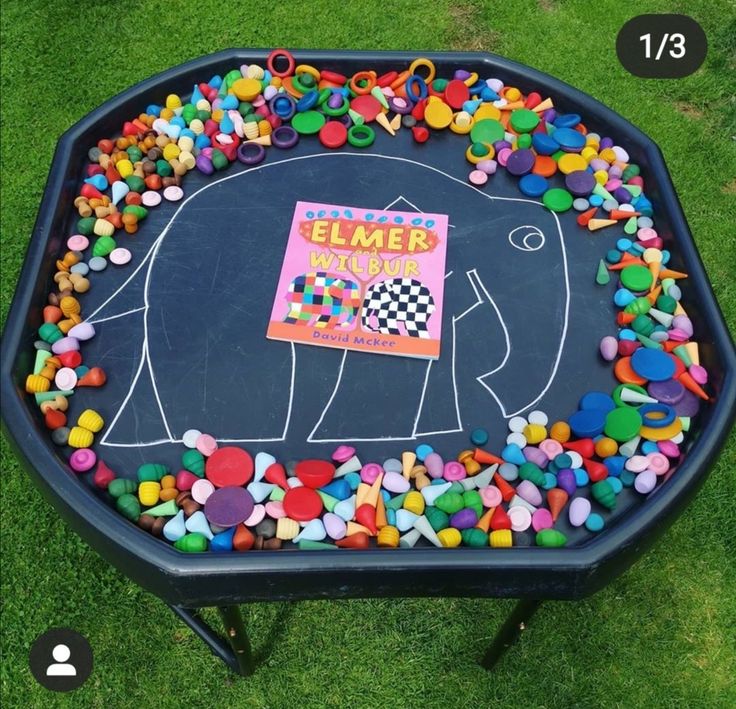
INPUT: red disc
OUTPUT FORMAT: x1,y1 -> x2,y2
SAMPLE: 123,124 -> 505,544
320,69 -> 347,85
205,446 -> 253,488
349,94 -> 382,122
295,459 -> 335,488
376,71 -> 398,87
283,486 -> 323,521
319,120 -> 348,149
444,79 -> 470,109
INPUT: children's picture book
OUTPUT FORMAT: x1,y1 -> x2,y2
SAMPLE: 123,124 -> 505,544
267,201 -> 449,359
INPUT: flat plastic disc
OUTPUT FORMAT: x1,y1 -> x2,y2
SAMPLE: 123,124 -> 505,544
205,446 -> 254,488
295,459 -> 335,488
204,486 -> 255,527
283,486 -> 323,521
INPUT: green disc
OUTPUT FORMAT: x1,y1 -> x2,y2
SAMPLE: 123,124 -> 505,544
542,188 -> 573,213
509,108 -> 540,133
469,118 -> 504,144
620,264 -> 653,292
291,110 -> 326,135
604,406 -> 643,442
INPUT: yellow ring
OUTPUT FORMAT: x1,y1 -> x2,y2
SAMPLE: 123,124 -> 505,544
295,64 -> 320,82
465,143 -> 494,164
449,112 -> 473,135
408,57 -> 436,84
462,71 -> 479,87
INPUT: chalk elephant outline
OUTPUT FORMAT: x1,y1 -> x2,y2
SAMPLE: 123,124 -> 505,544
283,271 -> 361,329
361,277 -> 436,339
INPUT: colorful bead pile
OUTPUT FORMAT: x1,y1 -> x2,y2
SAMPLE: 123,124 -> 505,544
26,50 -> 710,551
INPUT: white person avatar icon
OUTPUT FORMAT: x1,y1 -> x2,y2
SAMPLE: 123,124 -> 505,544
46,644 -> 77,676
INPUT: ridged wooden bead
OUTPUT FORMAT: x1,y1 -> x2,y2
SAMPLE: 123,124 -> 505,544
437,528 -> 462,547
276,517 -> 299,540
77,409 -> 104,432
376,525 -> 399,548
25,374 -> 50,393
489,529 -> 513,548
138,481 -> 161,506
403,490 -> 425,515
68,426 -> 93,448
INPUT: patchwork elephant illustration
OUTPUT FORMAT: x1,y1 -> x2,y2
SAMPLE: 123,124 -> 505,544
361,277 -> 436,338
283,271 -> 361,328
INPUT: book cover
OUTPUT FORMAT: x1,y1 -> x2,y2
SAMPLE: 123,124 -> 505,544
267,201 -> 449,359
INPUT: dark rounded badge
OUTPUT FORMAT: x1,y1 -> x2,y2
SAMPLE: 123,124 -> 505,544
29,628 -> 93,692
616,14 -> 707,78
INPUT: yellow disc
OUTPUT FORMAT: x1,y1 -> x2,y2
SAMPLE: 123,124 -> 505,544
558,153 -> 589,174
640,418 -> 683,441
424,100 -> 453,129
231,78 -> 262,102
473,103 -> 501,121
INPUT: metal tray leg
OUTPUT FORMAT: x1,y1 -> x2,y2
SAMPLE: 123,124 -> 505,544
170,604 -> 255,676
480,598 -> 542,671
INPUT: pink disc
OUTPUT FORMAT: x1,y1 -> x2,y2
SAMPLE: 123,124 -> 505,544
332,445 -> 355,463
479,485 -> 502,508
469,169 -> 488,186
658,440 -> 680,458
109,248 -> 131,265
141,190 -> 162,207
195,433 -> 218,456
265,500 -> 285,519
54,367 -> 78,391
637,227 -> 658,241
191,478 -> 215,504
163,186 -> 184,202
67,235 -> 89,251
69,448 -> 96,472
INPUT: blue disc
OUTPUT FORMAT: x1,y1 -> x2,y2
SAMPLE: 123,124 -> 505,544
630,348 -> 676,382
531,133 -> 559,155
579,391 -> 616,413
568,408 -> 606,438
518,173 -> 549,197
553,113 -> 581,129
552,127 -> 586,151
470,428 -> 489,446
415,443 -> 434,461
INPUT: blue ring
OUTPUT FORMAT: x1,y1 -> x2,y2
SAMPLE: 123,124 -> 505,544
405,75 -> 428,103
638,403 -> 676,428
296,90 -> 319,112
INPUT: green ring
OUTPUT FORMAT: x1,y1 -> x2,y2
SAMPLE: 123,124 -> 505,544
322,96 -> 350,116
612,383 -> 648,408
292,74 -> 314,94
347,124 -> 375,148
317,88 -> 332,106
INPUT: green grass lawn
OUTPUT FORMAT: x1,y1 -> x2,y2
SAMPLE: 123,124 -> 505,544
2,0 -> 735,706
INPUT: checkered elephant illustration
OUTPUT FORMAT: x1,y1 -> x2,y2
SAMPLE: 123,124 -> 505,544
283,272 -> 361,328
361,278 -> 436,338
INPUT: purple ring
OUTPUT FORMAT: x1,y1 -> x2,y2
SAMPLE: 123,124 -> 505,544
388,96 -> 412,114
236,142 -> 266,165
271,125 -> 299,149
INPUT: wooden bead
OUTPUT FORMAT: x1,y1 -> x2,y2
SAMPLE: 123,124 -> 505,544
376,525 -> 399,548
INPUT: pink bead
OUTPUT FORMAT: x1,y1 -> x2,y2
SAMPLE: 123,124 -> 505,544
69,448 -> 96,472
195,433 -> 218,456
658,440 -> 680,458
689,364 -> 708,384
332,445 -> 355,463
625,455 -> 649,473
646,452 -> 670,476
443,461 -> 466,481
244,504 -> 266,527
497,147 -> 512,166
637,227 -> 658,242
479,485 -> 503,508
539,439 -> 563,460
265,500 -> 285,519
531,508 -> 553,532
360,463 -> 383,484
109,247 -> 131,265
67,235 -> 89,251
191,478 -> 215,504
175,470 -> 199,491
468,169 -> 488,186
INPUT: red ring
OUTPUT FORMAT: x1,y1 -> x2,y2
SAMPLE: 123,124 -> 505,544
320,69 -> 347,85
267,49 -> 295,78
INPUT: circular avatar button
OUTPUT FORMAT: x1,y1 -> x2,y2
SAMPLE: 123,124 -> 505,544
29,628 -> 93,692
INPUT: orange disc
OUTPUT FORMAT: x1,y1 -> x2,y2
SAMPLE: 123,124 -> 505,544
614,356 -> 647,386
532,155 -> 557,177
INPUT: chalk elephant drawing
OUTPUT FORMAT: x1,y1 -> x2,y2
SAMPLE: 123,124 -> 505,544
361,278 -> 436,338
283,272 -> 361,328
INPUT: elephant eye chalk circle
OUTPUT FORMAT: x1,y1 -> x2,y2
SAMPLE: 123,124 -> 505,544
508,225 -> 545,252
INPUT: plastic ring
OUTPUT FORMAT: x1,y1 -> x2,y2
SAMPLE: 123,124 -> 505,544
639,403 -> 676,428
295,64 -> 320,82
296,90 -> 319,112
269,94 -> 296,120
291,74 -> 316,94
408,57 -> 436,83
236,142 -> 266,165
405,75 -> 428,103
271,125 -> 299,149
462,71 -> 479,87
266,49 -> 295,78
322,95 -> 350,116
349,71 -> 376,96
612,383 -> 648,408
450,113 -> 474,135
347,124 -> 375,148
